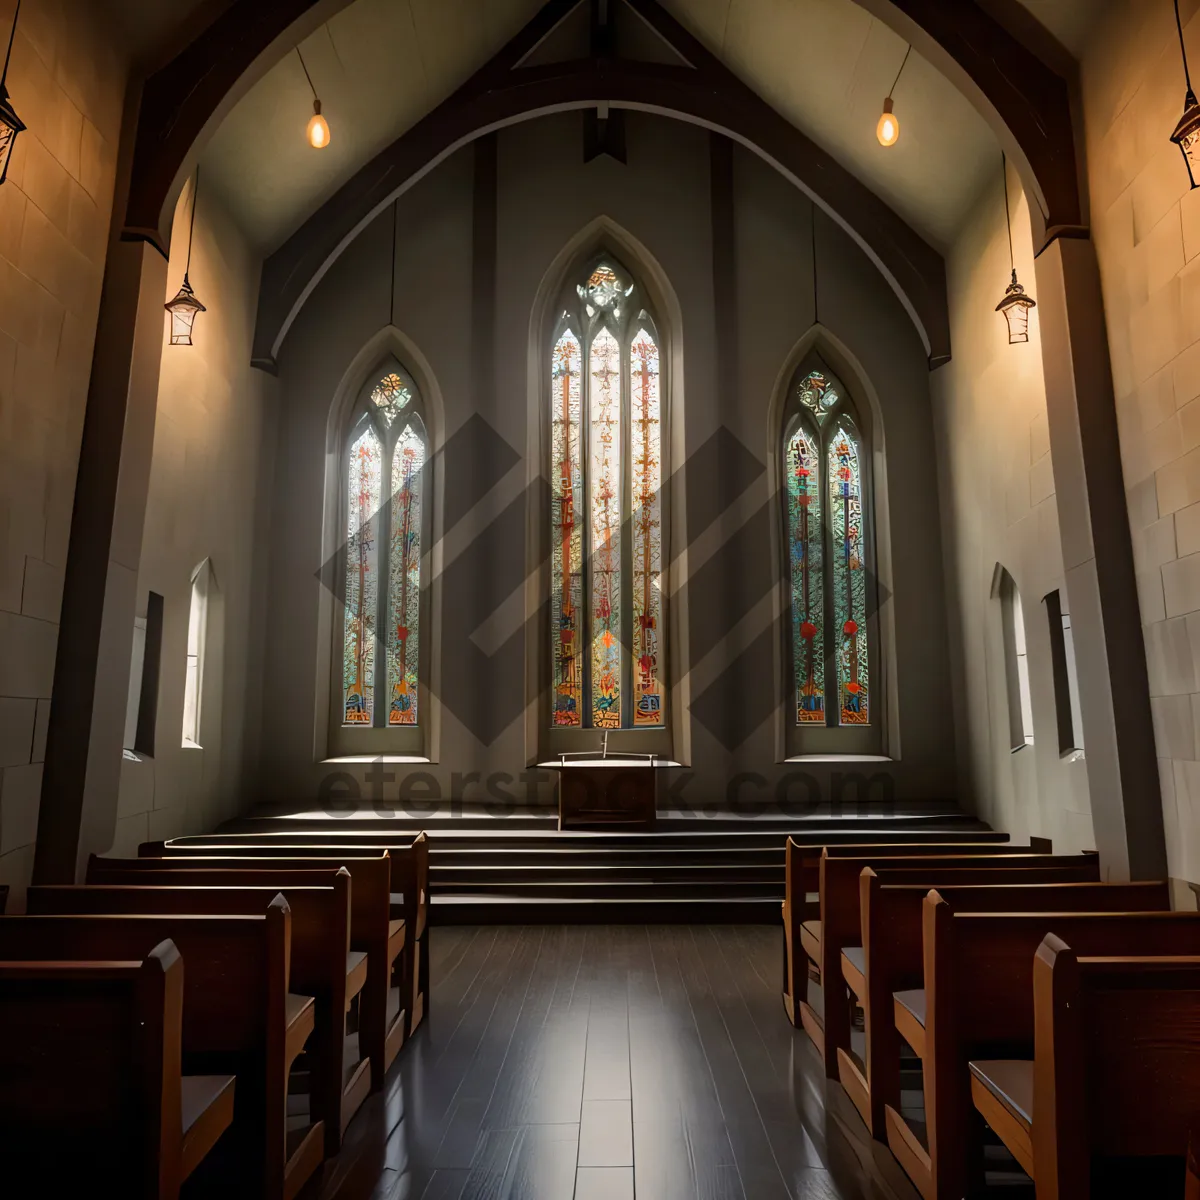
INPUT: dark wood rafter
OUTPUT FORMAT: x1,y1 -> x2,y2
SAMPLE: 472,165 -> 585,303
855,0 -> 1083,243
123,0 -> 356,249
249,0 -> 951,371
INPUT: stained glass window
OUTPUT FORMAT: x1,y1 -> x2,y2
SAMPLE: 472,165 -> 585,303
783,365 -> 872,731
551,330 -> 584,726
387,421 -> 425,726
786,419 -> 824,724
340,366 -> 428,732
344,426 -> 381,725
631,327 -> 664,726
549,260 -> 666,731
829,420 -> 868,725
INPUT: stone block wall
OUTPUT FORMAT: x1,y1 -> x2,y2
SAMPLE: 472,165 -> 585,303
0,0 -> 125,906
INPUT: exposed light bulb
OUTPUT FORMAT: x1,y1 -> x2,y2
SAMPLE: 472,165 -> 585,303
876,97 -> 899,147
307,100 -> 330,149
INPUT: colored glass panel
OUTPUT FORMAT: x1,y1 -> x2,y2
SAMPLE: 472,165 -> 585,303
551,330 -> 584,726
344,426 -> 381,725
630,328 -> 665,727
387,421 -> 424,726
589,326 -> 622,728
786,420 -> 824,724
798,370 -> 840,423
370,372 -> 412,425
829,421 -> 869,725
578,263 -> 628,314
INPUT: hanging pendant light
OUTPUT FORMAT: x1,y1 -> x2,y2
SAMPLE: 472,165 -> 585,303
1173,0 -> 1200,187
0,0 -> 26,186
995,154 -> 1036,344
298,46 -> 330,149
876,44 -> 910,148
164,168 -> 206,346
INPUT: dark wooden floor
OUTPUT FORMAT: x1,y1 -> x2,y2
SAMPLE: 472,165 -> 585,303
298,925 -> 923,1200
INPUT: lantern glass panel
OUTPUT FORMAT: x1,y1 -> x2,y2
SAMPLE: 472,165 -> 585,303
1003,302 -> 1031,344
169,306 -> 198,346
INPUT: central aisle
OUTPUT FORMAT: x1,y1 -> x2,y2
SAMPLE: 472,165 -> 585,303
314,925 -> 922,1200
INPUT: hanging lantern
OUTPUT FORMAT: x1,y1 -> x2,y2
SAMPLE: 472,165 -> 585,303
0,1 -> 25,185
1175,2 -> 1200,188
996,269 -> 1036,344
298,47 -> 330,149
876,98 -> 899,148
164,275 -> 206,346
164,169 -> 204,346
875,44 -> 910,149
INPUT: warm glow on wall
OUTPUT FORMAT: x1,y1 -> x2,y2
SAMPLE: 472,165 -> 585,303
876,99 -> 898,147
307,101 -> 330,149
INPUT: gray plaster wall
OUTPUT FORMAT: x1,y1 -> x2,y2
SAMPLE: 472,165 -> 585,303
260,111 -> 954,811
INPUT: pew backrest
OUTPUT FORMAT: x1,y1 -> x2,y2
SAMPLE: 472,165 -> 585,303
27,880 -> 350,1004
928,899 -> 1200,1051
862,874 -> 1170,995
0,902 -> 290,1058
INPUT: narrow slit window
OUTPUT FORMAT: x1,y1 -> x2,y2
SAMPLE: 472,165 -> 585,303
1045,589 -> 1084,756
182,563 -> 210,748
997,567 -> 1034,750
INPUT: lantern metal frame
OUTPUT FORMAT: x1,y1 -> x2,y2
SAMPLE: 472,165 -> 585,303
996,155 -> 1037,345
0,0 -> 25,186
1174,0 -> 1200,188
164,168 -> 205,346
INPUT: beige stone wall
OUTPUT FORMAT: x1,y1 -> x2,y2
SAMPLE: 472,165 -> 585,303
933,163 -> 1094,852
0,0 -> 125,905
1085,0 -> 1200,885
110,180 -> 276,857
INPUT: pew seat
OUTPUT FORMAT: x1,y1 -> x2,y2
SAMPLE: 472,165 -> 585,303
0,901 -> 323,1200
893,989 -> 926,1058
968,939 -> 1200,1196
88,853 -> 407,1091
889,903 -> 1200,1200
0,940 -> 237,1199
968,1060 -> 1033,1175
800,919 -> 821,965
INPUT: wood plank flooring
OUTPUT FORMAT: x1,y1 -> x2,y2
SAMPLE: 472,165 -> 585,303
297,926 -> 923,1200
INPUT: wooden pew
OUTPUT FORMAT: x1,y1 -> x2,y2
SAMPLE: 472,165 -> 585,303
0,883 -> 7,913
888,900 -> 1200,1200
0,901 -> 319,1200
28,877 -> 369,1156
848,875 -> 1170,1138
1189,1132 -> 1200,1200
87,853 -> 406,1091
153,832 -> 431,1037
791,850 -> 1098,1074
0,939 -> 234,1199
969,936 -> 1200,1199
781,837 -> 1053,1027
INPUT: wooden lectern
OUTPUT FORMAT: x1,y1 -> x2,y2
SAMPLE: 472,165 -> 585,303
556,759 -> 657,831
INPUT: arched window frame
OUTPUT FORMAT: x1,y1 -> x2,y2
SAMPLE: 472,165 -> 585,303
780,359 -> 881,757
330,360 -> 431,757
543,254 -> 671,757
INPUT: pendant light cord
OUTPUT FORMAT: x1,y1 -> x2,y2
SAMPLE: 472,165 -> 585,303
297,45 -> 319,102
2,0 -> 20,86
811,200 -> 819,325
1002,153 -> 1015,275
389,200 -> 397,327
185,164 -> 199,278
1178,0 -> 1195,95
888,42 -> 911,100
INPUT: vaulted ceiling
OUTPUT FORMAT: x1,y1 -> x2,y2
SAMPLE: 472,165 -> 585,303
195,0 -> 1105,255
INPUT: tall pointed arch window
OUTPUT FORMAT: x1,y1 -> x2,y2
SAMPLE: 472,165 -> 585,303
549,258 -> 667,737
337,364 -> 429,750
782,363 -> 877,751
